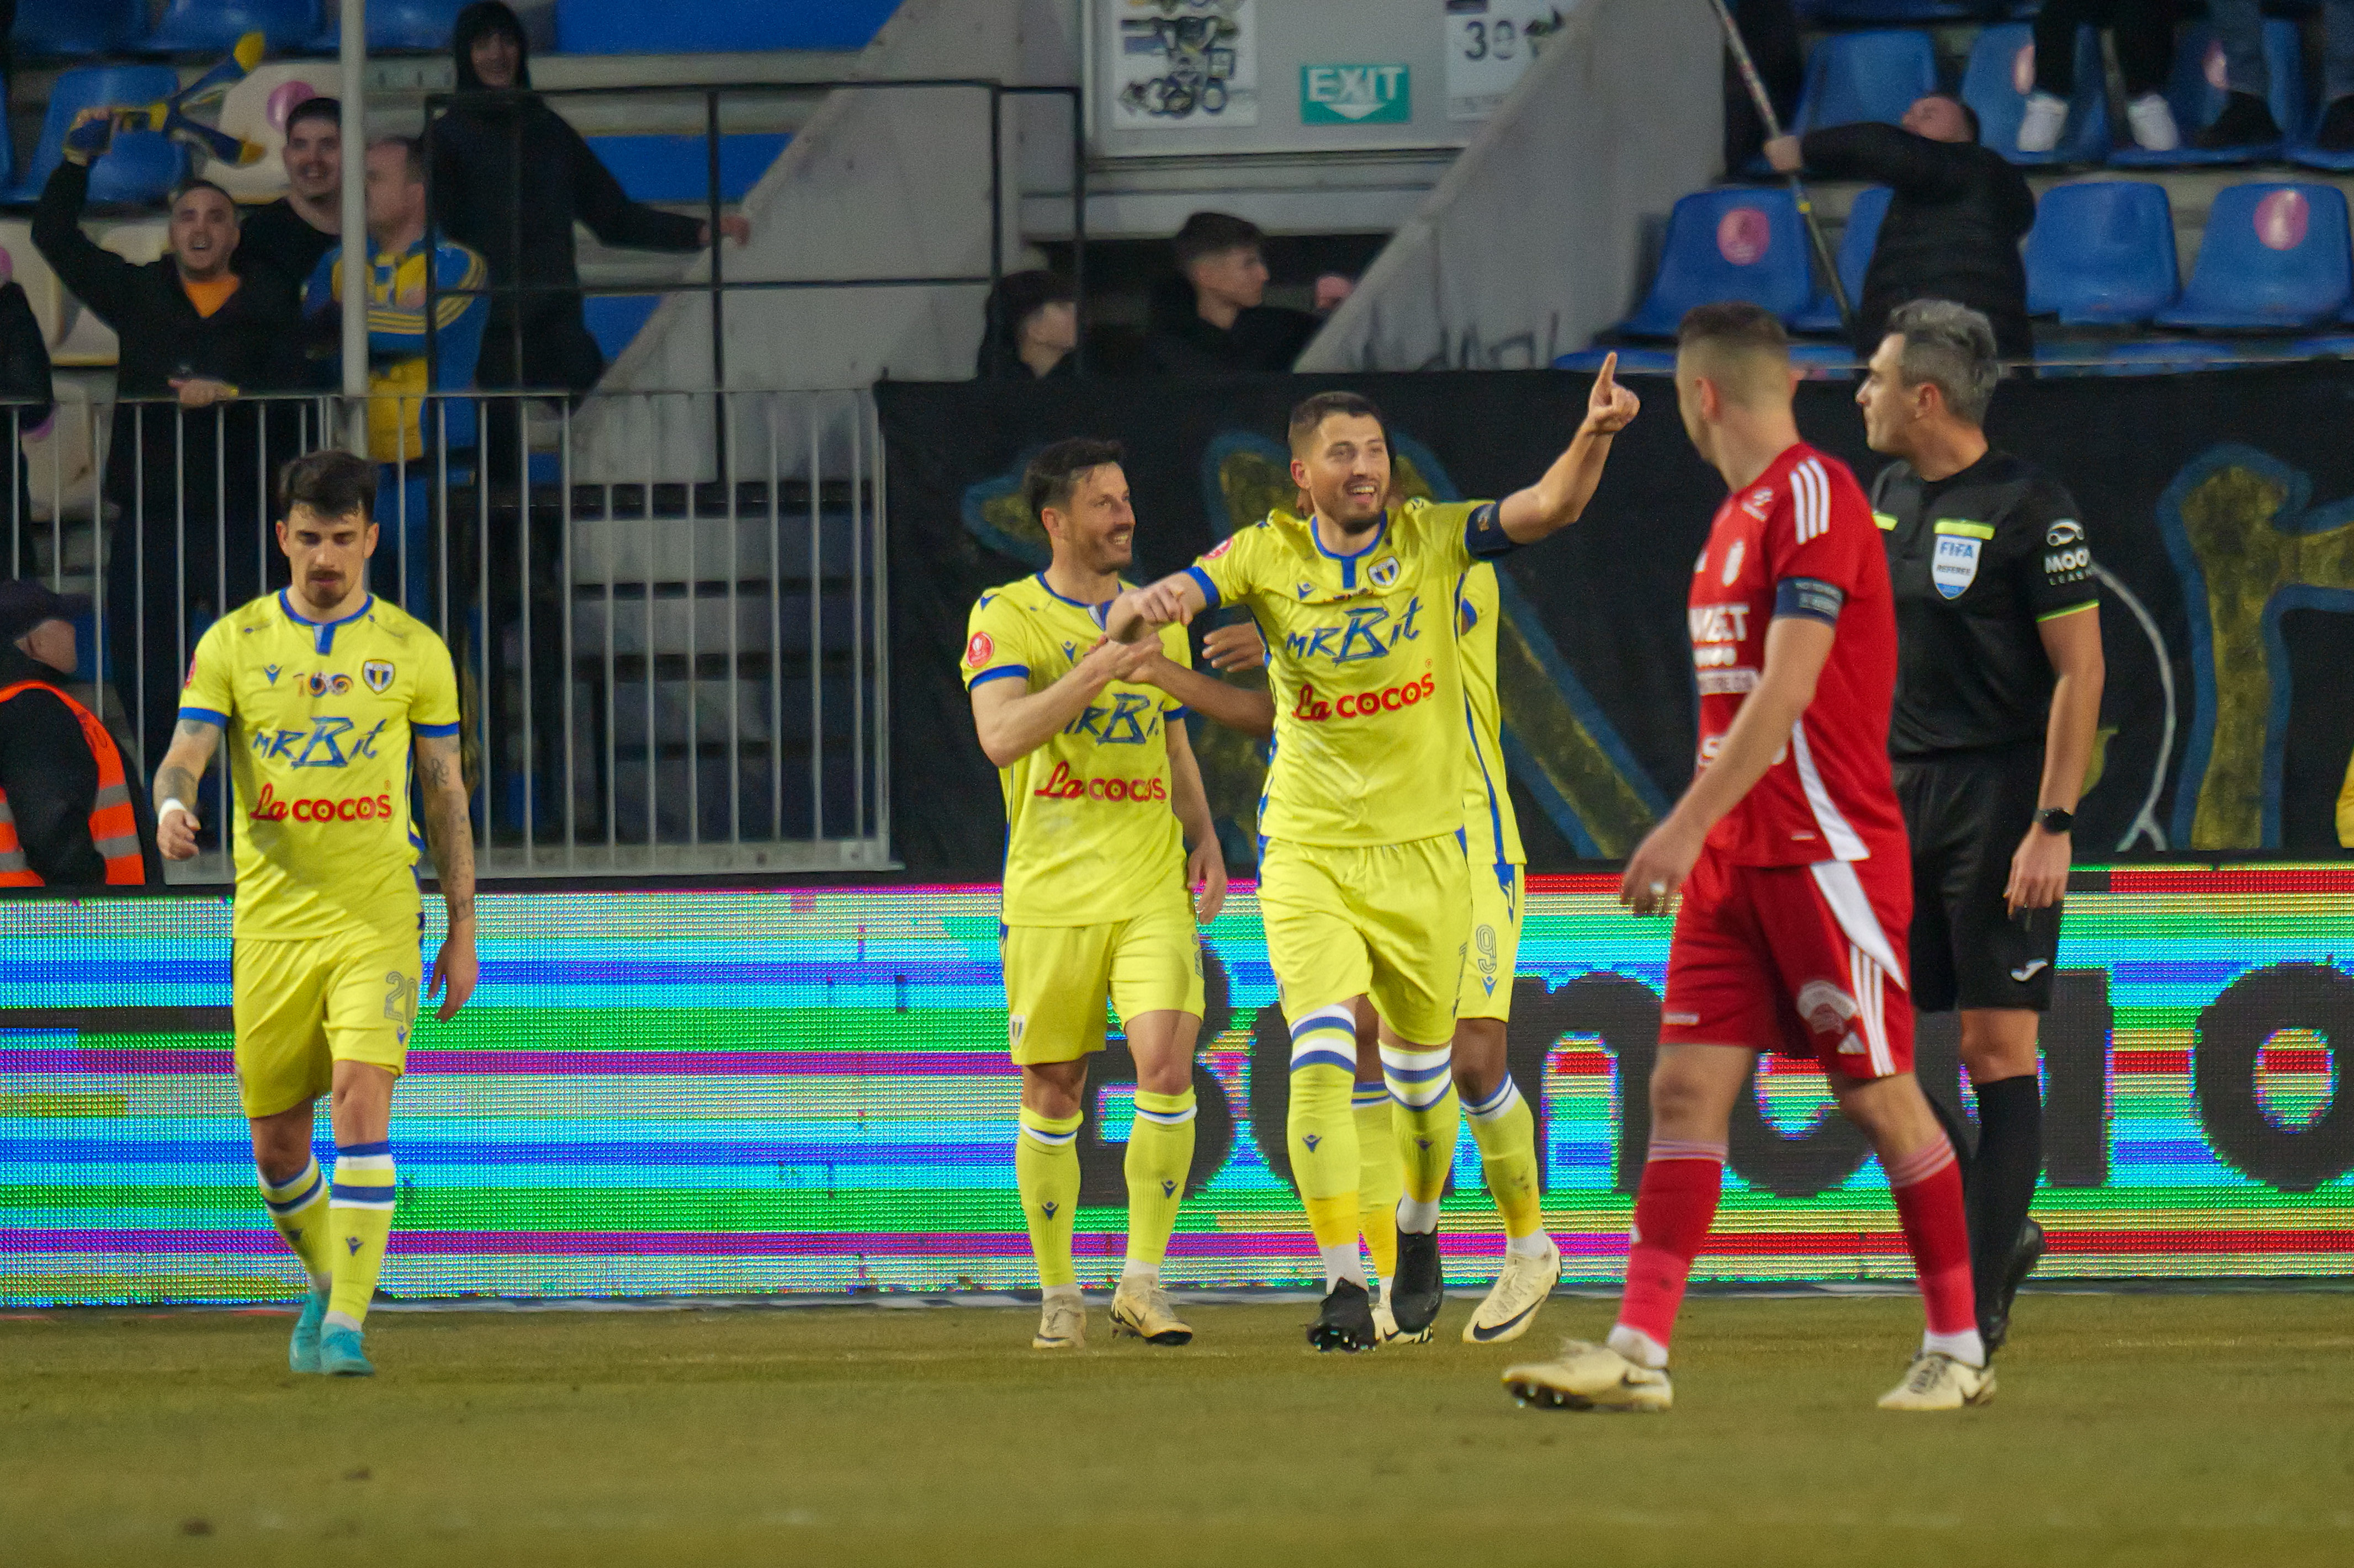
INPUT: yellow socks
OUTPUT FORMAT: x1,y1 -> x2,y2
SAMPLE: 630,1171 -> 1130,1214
258,1157 -> 332,1289
326,1140 -> 395,1329
1464,1075 -> 1547,1243
1286,1004 -> 1364,1289
1352,1082 -> 1401,1287
1121,1088 -> 1196,1281
1383,1043 -> 1460,1231
1016,1107 -> 1083,1290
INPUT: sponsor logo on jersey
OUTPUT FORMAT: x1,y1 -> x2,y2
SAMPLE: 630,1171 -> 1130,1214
249,715 -> 389,768
1066,690 -> 1159,745
262,663 -> 283,684
1688,602 -> 1753,647
1028,760 -> 1168,802
2044,545 -> 2092,582
304,671 -> 353,697
1368,555 -> 1401,588
1933,535 -> 1982,598
1280,594 -> 1424,662
1290,673 -> 1436,721
2046,519 -> 2084,547
1297,581 -> 1314,598
963,630 -> 994,668
248,780 -> 397,823
362,659 -> 395,693
1721,539 -> 1745,586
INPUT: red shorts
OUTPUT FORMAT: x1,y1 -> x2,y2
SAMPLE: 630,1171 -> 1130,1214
1660,847 -> 1914,1080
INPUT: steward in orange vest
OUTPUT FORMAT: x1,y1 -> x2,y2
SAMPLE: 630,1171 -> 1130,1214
0,581 -> 159,887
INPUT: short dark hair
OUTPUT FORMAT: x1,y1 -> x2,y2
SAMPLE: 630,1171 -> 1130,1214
1676,300 -> 1790,355
370,132 -> 425,184
284,94 -> 342,136
1287,390 -> 1386,454
280,448 -> 378,522
172,180 -> 240,221
1023,438 -> 1125,523
1173,210 -> 1265,272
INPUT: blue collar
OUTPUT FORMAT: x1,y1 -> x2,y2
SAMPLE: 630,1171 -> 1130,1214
279,590 -> 373,655
1309,512 -> 1387,588
1033,572 -> 1116,613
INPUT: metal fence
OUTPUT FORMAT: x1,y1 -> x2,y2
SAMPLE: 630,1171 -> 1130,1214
3,387 -> 890,882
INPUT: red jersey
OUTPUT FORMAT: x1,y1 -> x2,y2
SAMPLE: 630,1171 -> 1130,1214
1687,442 -> 1906,867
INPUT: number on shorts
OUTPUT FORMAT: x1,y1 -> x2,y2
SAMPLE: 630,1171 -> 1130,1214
383,970 -> 420,1027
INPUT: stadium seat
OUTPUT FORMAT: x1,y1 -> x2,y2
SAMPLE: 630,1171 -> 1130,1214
311,0 -> 473,51
554,0 -> 901,54
1790,185 -> 1890,334
3,67 -> 187,207
584,135 -> 792,205
11,0 -> 147,56
583,295 -> 662,364
1619,187 -> 1816,339
142,0 -> 320,54
1965,24 -> 2109,166
2024,181 -> 2178,324
2112,21 -> 2306,167
2036,339 -> 2268,376
2155,183 -> 2350,329
1793,30 -> 1939,135
1552,347 -> 1676,374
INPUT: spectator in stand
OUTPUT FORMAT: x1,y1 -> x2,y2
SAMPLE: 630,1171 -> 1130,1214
977,270 -> 1078,379
240,95 -> 342,292
1147,212 -> 1349,375
0,579 -> 161,888
1722,0 -> 1802,173
33,116 -> 303,775
431,1 -> 750,413
2203,2 -> 2354,150
1768,95 -> 2037,360
304,136 -> 490,619
0,261 -> 55,579
2018,1 -> 2182,155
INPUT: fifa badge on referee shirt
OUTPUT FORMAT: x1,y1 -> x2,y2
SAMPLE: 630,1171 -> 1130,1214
1932,535 -> 1982,599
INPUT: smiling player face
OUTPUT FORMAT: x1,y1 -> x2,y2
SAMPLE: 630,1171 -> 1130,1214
277,503 -> 380,618
1291,412 -> 1391,537
1043,462 -> 1136,577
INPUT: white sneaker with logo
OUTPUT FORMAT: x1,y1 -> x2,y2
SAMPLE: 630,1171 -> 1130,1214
1502,1340 -> 1673,1413
1462,1239 -> 1561,1344
1877,1351 -> 1996,1410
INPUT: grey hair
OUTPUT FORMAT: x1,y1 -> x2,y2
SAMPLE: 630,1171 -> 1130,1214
1884,299 -> 2000,425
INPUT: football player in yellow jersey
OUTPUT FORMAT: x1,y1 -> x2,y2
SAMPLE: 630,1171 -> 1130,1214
152,449 -> 475,1379
963,439 -> 1267,1351
1108,367 -> 1639,1349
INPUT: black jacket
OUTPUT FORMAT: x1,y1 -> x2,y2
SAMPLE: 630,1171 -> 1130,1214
238,198 -> 340,297
32,161 -> 303,518
0,643 -> 162,886
0,280 -> 54,571
431,1 -> 703,338
1798,124 -> 2037,358
1144,276 -> 1321,375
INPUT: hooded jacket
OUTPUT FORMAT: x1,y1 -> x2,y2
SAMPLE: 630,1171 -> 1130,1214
1143,275 -> 1319,376
431,2 -> 705,332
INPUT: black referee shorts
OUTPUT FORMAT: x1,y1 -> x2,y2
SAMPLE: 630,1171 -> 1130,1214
1892,743 -> 2063,1014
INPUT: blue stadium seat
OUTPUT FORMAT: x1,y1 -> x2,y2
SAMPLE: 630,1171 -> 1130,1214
584,295 -> 663,364
1965,24 -> 2109,166
3,66 -> 187,206
1552,347 -> 1676,374
1620,187 -> 1815,339
2155,183 -> 2350,328
142,0 -> 320,54
584,135 -> 792,204
12,0 -> 147,56
2024,181 -> 2178,324
2112,20 -> 2306,167
2036,339 -> 2271,376
311,0 -> 474,51
554,0 -> 900,54
1790,185 -> 1890,334
1793,30 -> 1940,135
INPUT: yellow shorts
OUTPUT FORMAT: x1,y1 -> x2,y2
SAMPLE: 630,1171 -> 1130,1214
1000,887 -> 1204,1066
1459,858 -> 1526,1022
1259,833 -> 1468,1047
232,927 -> 421,1118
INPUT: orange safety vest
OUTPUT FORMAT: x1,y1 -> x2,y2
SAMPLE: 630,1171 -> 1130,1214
0,679 -> 146,886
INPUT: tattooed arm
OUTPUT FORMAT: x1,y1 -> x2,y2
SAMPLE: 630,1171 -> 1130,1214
415,733 -> 478,1019
151,717 -> 222,861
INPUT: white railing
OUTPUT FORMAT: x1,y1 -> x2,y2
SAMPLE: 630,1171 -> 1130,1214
3,387 -> 891,881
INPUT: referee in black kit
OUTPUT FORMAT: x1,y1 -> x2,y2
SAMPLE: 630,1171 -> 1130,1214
1854,299 -> 2105,1355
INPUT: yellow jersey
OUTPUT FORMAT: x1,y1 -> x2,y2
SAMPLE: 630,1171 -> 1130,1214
1456,561 -> 1525,868
179,591 -> 461,943
1190,498 -> 1496,848
962,574 -> 1194,926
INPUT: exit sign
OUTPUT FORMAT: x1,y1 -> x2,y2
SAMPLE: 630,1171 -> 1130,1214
1300,63 -> 1412,125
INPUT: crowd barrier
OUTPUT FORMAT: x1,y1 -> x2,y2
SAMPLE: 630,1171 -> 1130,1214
2,386 -> 890,879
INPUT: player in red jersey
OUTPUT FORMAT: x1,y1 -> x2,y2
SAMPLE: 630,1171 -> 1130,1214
1501,304 -> 1989,1413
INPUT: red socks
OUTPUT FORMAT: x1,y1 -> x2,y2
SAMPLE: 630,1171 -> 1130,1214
1886,1136 -> 1979,1347
1612,1141 -> 1726,1363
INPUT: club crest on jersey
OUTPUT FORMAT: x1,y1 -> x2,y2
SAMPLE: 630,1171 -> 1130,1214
1368,555 -> 1401,589
1933,535 -> 1982,599
362,659 -> 395,694
1720,540 -> 1745,586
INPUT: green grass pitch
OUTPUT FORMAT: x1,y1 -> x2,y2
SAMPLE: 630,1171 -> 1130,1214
3,1293 -> 2350,1567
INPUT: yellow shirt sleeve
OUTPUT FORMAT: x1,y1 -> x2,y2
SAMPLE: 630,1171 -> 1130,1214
412,630 -> 462,737
1404,497 -> 1498,577
1189,522 -> 1265,612
962,591 -> 1037,692
178,619 -> 237,726
2337,752 -> 2354,849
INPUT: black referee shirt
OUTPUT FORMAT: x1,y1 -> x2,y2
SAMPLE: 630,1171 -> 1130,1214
1873,449 -> 2098,758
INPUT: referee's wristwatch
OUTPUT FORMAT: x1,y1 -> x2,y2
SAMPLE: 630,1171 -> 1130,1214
2034,807 -> 2074,835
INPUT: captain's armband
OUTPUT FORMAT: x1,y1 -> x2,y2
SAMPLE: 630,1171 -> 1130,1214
1772,576 -> 1844,626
